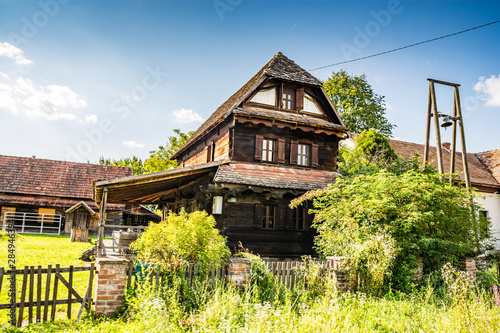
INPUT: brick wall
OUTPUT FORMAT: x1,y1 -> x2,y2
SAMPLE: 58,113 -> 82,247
326,256 -> 354,292
227,257 -> 251,288
94,256 -> 129,316
465,257 -> 476,282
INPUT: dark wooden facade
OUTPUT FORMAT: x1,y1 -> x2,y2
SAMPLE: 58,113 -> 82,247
94,53 -> 348,257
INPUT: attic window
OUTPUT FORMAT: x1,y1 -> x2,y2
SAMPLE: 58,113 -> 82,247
250,86 -> 276,106
282,86 -> 295,109
303,93 -> 323,115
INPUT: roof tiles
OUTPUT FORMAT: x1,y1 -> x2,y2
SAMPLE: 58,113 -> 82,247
214,163 -> 339,190
0,155 -> 132,200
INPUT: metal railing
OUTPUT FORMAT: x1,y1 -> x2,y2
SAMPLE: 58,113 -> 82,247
2,212 -> 63,235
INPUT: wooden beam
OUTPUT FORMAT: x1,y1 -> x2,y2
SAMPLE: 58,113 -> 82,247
97,187 -> 107,257
427,78 -> 460,87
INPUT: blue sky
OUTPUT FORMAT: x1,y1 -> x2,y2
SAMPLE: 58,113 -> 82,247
0,0 -> 499,163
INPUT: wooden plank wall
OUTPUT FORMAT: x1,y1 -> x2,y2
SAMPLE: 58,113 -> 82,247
232,123 -> 339,171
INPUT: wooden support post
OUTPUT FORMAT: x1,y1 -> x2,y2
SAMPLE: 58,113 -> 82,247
428,80 -> 445,175
423,81 -> 433,166
455,87 -> 471,189
449,91 -> 458,183
97,187 -> 108,257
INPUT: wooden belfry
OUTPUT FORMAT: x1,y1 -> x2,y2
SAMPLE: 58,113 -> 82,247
423,78 -> 471,189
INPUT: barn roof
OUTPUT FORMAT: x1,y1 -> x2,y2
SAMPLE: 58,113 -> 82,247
0,155 -> 132,200
476,149 -> 500,184
172,52 -> 347,159
388,139 -> 500,191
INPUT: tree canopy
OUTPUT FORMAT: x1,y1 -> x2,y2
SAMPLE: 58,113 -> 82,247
99,129 -> 193,175
323,70 -> 395,136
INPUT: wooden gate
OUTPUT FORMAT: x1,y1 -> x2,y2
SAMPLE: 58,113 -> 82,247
0,264 -> 94,327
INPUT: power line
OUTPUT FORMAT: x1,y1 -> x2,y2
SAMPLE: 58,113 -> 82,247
308,19 -> 500,72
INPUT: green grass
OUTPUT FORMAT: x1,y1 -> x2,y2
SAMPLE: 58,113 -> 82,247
0,233 -> 95,326
4,286 -> 500,332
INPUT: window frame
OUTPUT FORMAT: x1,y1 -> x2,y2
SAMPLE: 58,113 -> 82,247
293,206 -> 308,230
297,143 -> 310,166
262,205 -> 276,230
262,138 -> 277,162
281,85 -> 296,110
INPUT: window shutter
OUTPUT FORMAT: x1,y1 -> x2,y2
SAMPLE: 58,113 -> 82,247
311,143 -> 319,167
295,87 -> 304,110
255,135 -> 263,161
277,204 -> 286,230
206,142 -> 213,163
254,204 -> 263,229
277,138 -> 285,163
290,140 -> 298,165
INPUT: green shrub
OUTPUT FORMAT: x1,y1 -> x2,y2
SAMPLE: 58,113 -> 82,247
131,210 -> 230,269
292,170 -> 493,292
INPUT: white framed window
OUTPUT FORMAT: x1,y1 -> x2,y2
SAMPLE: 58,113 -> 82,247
297,143 -> 310,166
262,139 -> 276,162
282,86 -> 295,110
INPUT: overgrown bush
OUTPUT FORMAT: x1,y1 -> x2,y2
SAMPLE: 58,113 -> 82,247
292,170 -> 494,292
131,210 -> 230,269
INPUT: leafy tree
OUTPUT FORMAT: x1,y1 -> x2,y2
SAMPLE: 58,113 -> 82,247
323,70 -> 395,136
339,129 -> 435,177
144,129 -> 193,172
292,170 -> 493,292
99,156 -> 145,175
99,129 -> 193,175
131,210 -> 230,269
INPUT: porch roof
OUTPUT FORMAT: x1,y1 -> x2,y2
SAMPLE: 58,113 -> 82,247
93,161 -> 224,204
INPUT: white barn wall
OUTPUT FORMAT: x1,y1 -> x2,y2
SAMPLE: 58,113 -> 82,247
476,193 -> 500,249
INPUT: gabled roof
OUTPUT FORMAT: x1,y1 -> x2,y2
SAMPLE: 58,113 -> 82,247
66,201 -> 97,215
173,52 -> 347,159
388,139 -> 500,190
0,155 -> 132,200
476,149 -> 500,184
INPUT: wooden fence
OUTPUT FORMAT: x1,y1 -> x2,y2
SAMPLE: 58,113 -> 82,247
264,259 -> 346,290
0,264 -> 94,327
126,263 -> 227,290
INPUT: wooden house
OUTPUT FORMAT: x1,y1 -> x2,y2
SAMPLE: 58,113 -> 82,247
93,53 -> 349,257
0,155 -> 160,235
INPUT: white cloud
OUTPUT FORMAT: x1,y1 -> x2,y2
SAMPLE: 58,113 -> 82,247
122,140 -> 145,148
79,114 -> 98,124
173,108 -> 203,123
473,75 -> 500,107
0,73 -> 87,121
0,42 -> 33,65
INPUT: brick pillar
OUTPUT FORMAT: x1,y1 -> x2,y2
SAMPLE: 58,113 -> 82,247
413,258 -> 424,285
94,256 -> 129,316
227,257 -> 251,288
465,257 -> 476,282
326,256 -> 353,292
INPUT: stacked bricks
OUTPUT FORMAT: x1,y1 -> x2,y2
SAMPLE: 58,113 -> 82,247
94,256 -> 129,316
413,258 -> 424,285
326,256 -> 354,292
227,257 -> 251,288
465,257 -> 476,282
